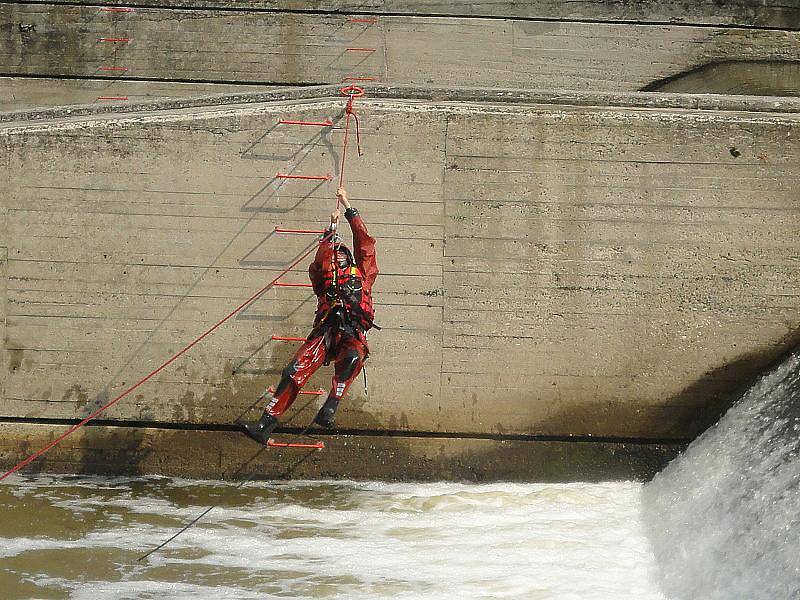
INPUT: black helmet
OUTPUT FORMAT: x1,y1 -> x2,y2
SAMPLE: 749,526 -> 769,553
333,244 -> 354,267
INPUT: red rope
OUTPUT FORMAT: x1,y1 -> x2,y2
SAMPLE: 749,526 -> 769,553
0,233 -> 333,482
337,86 -> 364,204
338,99 -> 353,196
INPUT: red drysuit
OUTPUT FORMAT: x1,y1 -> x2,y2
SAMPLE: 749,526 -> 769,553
265,208 -> 378,417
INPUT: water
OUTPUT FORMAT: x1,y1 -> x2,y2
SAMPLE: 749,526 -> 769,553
643,350 -> 800,600
0,476 -> 665,600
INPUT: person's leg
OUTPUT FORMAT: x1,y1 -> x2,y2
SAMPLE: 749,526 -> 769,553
267,334 -> 329,417
314,336 -> 367,428
240,333 -> 329,443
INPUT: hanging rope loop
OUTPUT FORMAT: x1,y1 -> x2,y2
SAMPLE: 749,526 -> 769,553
351,111 -> 363,157
340,85 -> 365,98
337,86 -> 366,194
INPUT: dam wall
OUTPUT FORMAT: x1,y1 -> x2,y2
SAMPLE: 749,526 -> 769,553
2,0 -> 799,112
0,1 -> 798,481
1,86 -> 799,480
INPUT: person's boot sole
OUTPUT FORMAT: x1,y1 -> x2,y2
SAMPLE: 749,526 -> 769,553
239,420 -> 278,445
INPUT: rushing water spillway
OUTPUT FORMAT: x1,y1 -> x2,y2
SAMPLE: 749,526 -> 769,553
643,349 -> 800,600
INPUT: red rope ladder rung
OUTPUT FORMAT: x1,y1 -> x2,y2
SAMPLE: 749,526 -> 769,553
271,335 -> 306,342
97,96 -> 129,101
276,173 -> 332,181
267,439 -> 325,449
347,17 -> 379,24
100,7 -> 136,12
267,386 -> 323,396
278,119 -> 333,127
274,227 -> 325,235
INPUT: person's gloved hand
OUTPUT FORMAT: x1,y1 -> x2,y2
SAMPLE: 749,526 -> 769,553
336,186 -> 351,209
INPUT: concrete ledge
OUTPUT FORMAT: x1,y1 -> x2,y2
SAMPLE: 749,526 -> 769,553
0,76 -> 279,113
0,423 -> 684,482
2,84 -> 800,127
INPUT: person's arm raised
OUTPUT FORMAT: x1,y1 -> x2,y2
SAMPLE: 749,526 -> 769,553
337,187 -> 378,288
309,209 -> 339,295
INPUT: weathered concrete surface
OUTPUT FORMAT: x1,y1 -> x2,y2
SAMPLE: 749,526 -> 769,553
1,134 -> 7,408
2,3 -> 799,96
0,76 -> 278,112
18,0 -> 800,29
1,91 -> 798,458
0,423 -> 683,482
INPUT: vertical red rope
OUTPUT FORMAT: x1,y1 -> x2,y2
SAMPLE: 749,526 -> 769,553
338,100 -> 353,209
337,85 -> 364,208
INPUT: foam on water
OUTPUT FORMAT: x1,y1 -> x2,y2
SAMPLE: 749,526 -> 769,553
0,476 -> 665,600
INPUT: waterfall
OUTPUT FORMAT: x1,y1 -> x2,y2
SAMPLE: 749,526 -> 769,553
643,350 -> 800,600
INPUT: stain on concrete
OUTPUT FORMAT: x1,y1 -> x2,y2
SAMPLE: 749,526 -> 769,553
8,348 -> 23,372
61,384 -> 89,408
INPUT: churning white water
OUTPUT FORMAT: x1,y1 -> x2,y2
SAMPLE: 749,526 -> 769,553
0,476 -> 665,599
643,350 -> 800,600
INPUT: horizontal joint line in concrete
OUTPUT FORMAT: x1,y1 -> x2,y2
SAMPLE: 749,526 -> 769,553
0,71 -> 326,88
448,155 -> 772,167
0,417 -> 691,446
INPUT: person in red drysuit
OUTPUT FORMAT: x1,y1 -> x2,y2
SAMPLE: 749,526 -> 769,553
240,186 -> 378,444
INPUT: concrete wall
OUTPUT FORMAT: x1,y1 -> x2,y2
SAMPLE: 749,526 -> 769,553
2,3 -> 798,97
0,77 -> 278,112
0,136 -> 6,411
1,0 -> 798,481
1,91 -> 798,468
10,0 -> 798,28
